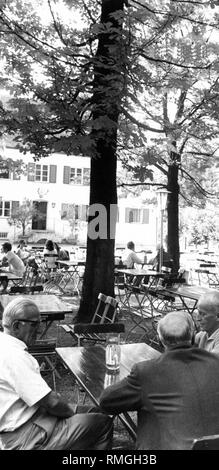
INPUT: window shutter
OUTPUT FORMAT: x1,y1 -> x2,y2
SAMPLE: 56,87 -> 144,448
125,208 -> 130,223
11,201 -> 19,214
63,166 -> 70,184
49,165 -> 57,183
142,209 -> 149,224
81,205 -> 88,221
27,163 -> 35,181
61,203 -> 68,219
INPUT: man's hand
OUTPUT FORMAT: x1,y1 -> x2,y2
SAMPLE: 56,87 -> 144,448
36,391 -> 77,418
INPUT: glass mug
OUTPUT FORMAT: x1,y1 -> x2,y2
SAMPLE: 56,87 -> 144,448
105,334 -> 121,371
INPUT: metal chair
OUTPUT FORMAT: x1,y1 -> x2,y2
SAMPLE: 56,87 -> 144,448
61,293 -> 122,345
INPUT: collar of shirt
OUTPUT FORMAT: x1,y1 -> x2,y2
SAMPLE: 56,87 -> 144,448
0,331 -> 27,350
207,328 -> 219,341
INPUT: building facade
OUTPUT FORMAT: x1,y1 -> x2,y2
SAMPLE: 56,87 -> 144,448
0,147 -> 157,250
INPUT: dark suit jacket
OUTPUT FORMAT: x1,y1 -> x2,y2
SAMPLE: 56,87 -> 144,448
99,346 -> 219,450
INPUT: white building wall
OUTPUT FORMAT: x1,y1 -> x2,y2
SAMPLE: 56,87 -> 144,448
0,148 -> 157,250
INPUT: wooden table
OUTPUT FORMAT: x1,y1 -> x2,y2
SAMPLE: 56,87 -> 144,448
0,271 -> 22,282
56,342 -> 160,440
0,293 -> 72,337
164,285 -> 218,315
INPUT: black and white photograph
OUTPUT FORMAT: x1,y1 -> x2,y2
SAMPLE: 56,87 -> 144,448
0,0 -> 219,462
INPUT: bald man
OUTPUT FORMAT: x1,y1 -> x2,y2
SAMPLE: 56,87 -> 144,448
0,298 -> 113,450
100,311 -> 219,450
195,290 -> 219,356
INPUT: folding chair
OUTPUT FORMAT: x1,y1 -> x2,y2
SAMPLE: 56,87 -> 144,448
61,293 -> 121,345
195,268 -> 219,287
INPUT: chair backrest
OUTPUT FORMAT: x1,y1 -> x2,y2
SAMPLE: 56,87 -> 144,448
102,296 -> 118,324
92,293 -> 108,323
92,293 -> 118,324
22,265 -> 39,287
192,435 -> 219,450
44,253 -> 58,269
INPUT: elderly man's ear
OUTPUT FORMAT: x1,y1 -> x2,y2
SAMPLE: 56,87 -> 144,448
11,320 -> 21,334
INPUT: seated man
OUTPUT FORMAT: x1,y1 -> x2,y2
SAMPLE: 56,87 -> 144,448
195,290 -> 219,356
148,243 -> 173,272
0,242 -> 25,292
0,298 -> 113,450
122,241 -> 143,269
100,311 -> 219,450
1,242 -> 25,277
16,240 -> 31,265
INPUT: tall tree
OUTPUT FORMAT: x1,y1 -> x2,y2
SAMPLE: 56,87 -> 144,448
116,1 -> 219,272
0,0 -> 219,305
78,0 -> 128,320
0,0 -> 128,320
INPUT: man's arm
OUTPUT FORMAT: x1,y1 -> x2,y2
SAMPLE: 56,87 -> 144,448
132,252 -> 143,265
100,365 -> 142,414
36,391 -> 77,418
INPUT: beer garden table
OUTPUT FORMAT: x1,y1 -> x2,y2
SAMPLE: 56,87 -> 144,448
56,342 -> 161,440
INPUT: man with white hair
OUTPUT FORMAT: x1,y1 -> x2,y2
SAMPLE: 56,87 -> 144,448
195,290 -> 219,356
0,297 -> 113,450
100,311 -> 219,450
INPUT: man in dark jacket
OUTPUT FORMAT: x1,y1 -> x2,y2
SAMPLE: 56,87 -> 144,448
100,311 -> 219,450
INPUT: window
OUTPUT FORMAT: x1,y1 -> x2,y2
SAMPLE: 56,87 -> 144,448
0,201 -> 11,217
61,204 -> 88,221
125,208 -> 149,224
0,162 -> 10,179
64,166 -> 90,185
125,208 -> 141,223
0,232 -> 8,238
70,168 -> 83,184
35,164 -> 49,182
27,163 -> 57,183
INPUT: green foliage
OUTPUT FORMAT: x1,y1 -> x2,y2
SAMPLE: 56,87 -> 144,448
8,198 -> 38,235
180,208 -> 218,247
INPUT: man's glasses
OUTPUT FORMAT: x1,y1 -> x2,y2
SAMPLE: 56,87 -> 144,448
16,319 -> 41,327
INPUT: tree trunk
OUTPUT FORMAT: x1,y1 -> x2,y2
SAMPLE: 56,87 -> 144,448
77,0 -> 126,322
167,152 -> 180,274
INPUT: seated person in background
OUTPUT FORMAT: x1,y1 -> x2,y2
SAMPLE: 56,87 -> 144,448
53,242 -> 70,261
122,241 -> 143,269
0,298 -> 113,450
1,242 -> 25,278
148,243 -> 173,271
195,291 -> 219,356
100,311 -> 219,450
16,240 -> 31,265
43,240 -> 58,271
